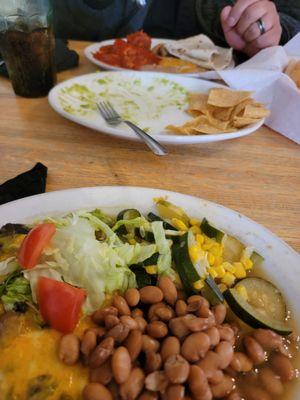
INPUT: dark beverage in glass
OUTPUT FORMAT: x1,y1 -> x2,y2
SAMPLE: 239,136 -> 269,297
0,1 -> 56,98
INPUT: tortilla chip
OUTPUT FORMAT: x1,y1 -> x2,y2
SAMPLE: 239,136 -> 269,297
243,103 -> 270,119
284,59 -> 300,88
203,107 -> 230,130
230,98 -> 253,118
233,116 -> 260,128
212,106 -> 234,121
189,92 -> 209,111
208,88 -> 252,108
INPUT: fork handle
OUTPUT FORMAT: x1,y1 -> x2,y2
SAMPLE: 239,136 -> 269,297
124,121 -> 168,156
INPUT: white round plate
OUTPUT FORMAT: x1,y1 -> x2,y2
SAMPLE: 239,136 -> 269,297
0,186 -> 299,395
48,71 -> 264,145
84,38 -> 235,77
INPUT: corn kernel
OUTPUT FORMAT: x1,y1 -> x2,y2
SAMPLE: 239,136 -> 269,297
190,218 -> 201,226
196,234 -> 205,246
222,262 -> 236,274
189,245 -> 200,264
234,262 -> 247,279
190,225 -> 201,235
242,258 -> 253,270
208,267 -> 218,279
145,265 -> 158,275
236,285 -> 249,301
193,279 -> 205,290
208,253 -> 215,266
218,283 -> 227,293
213,257 -> 223,267
172,218 -> 188,232
202,242 -> 214,251
215,265 -> 226,278
210,245 -> 223,258
128,238 -> 136,245
221,272 -> 236,287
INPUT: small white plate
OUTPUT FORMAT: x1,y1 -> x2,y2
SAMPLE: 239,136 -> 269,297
84,38 -> 235,78
48,71 -> 265,145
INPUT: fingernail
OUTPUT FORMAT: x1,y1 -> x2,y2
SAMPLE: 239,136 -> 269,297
228,16 -> 236,27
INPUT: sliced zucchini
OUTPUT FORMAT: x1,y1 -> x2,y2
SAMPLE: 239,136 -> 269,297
200,218 -> 224,243
147,212 -> 175,231
224,277 -> 292,335
202,276 -> 224,305
116,209 -> 142,235
222,234 -> 245,262
156,200 -> 190,226
250,251 -> 264,267
173,233 -> 224,303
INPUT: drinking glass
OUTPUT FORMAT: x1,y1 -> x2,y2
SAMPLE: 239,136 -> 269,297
0,0 -> 56,97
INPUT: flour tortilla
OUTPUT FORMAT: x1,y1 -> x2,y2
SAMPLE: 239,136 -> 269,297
164,34 -> 233,70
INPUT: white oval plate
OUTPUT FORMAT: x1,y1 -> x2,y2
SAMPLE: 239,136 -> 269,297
48,71 -> 264,145
0,186 -> 299,395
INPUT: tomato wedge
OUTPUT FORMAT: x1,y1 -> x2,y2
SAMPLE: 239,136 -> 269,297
38,277 -> 86,333
18,223 -> 56,269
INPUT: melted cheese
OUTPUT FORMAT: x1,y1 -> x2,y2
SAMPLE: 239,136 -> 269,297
0,317 -> 93,399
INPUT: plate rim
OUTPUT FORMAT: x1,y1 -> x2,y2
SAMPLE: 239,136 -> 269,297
48,70 -> 265,145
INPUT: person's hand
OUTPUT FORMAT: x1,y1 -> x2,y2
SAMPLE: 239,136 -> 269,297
220,0 -> 282,57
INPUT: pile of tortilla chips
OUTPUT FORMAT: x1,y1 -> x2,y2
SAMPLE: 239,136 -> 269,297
166,88 -> 270,135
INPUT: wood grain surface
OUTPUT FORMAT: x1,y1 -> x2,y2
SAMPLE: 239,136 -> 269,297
0,41 -> 299,251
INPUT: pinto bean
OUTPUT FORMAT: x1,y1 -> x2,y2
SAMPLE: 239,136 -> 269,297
154,304 -> 174,322
139,286 -> 164,304
148,303 -> 165,321
211,374 -> 234,398
125,288 -> 140,307
197,351 -> 221,381
142,335 -> 160,353
243,336 -> 266,365
89,337 -> 115,369
169,317 -> 191,339
112,346 -> 132,384
225,390 -> 242,400
105,315 -> 120,330
81,330 -> 97,357
188,365 -> 212,400
113,295 -> 131,316
253,329 -> 284,351
120,316 -> 139,331
259,366 -> 284,396
212,304 -> 227,325
89,327 -> 106,340
175,300 -> 187,317
270,353 -> 295,381
166,385 -> 185,400
134,316 -> 148,332
164,354 -> 190,384
242,387 -> 271,400
147,321 -> 168,339
196,298 -> 210,318
89,359 -> 113,385
58,334 -> 80,365
205,327 -> 220,347
181,332 -> 210,362
106,323 -> 130,343
187,300 -> 202,313
215,341 -> 234,369
145,371 -> 169,393
145,351 -> 162,373
82,383 -> 112,400
161,336 -> 181,362
138,391 -> 158,400
92,306 -> 118,324
131,308 -> 144,318
208,369 -> 224,385
158,276 -> 178,306
218,325 -> 234,343
184,313 -> 215,332
230,352 -> 253,372
125,329 -> 143,361
187,295 -> 204,304
120,367 -> 145,400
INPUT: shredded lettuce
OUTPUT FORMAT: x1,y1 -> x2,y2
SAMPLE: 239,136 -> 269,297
151,221 -> 176,279
0,257 -> 19,276
0,271 -> 32,312
24,214 -> 157,313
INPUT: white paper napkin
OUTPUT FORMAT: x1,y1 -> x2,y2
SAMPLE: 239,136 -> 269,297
199,34 -> 300,144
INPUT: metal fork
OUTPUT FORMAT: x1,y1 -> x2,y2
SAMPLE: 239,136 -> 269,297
97,101 -> 168,156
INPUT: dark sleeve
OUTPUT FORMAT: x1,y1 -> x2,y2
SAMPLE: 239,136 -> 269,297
53,0 -> 151,41
279,13 -> 300,44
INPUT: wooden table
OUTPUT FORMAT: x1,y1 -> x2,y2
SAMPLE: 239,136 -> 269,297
0,41 -> 299,252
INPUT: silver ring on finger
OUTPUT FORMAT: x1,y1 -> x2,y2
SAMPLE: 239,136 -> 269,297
256,18 -> 266,35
